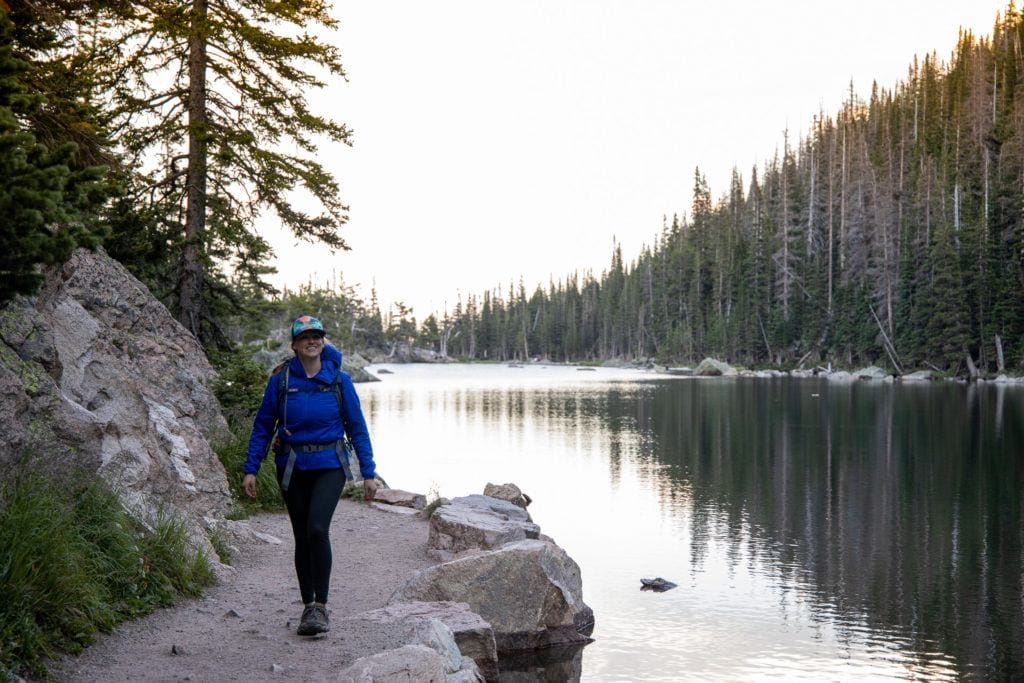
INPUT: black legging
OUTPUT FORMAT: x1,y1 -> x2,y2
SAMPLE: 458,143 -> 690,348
277,466 -> 346,604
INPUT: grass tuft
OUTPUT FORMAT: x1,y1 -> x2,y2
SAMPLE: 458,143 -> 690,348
207,526 -> 233,565
213,429 -> 283,516
0,467 -> 214,679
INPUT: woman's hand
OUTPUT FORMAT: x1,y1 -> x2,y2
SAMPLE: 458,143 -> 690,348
363,478 -> 378,502
243,474 -> 257,498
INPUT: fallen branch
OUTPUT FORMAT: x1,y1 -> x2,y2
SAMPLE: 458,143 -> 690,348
869,305 -> 903,375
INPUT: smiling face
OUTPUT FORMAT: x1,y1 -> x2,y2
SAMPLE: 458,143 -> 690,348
291,331 -> 325,361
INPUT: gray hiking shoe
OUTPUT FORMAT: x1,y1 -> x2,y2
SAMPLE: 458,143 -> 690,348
297,602 -> 329,636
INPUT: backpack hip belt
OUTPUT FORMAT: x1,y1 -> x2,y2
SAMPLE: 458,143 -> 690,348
279,440 -> 354,492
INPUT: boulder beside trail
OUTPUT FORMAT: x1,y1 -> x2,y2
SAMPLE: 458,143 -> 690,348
0,248 -> 230,549
358,601 -> 498,681
391,539 -> 595,653
428,495 -> 539,561
333,611 -> 464,673
335,644 -> 465,683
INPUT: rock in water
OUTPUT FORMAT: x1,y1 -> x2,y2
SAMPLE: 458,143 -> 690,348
640,577 -> 678,592
694,358 -> 737,376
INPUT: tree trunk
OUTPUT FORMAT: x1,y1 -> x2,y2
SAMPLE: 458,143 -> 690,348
964,347 -> 979,381
995,334 -> 1005,373
179,0 -> 208,340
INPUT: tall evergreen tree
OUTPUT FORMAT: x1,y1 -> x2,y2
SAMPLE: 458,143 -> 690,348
89,0 -> 352,343
0,11 -> 105,304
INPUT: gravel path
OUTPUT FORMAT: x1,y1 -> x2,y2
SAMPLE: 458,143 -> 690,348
49,499 -> 433,682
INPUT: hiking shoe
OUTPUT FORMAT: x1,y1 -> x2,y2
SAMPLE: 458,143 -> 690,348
297,602 -> 329,636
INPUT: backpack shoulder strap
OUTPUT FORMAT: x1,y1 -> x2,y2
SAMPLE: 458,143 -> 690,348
331,374 -> 344,416
276,366 -> 290,435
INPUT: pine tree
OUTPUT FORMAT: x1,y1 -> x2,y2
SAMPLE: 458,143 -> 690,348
88,0 -> 352,343
0,12 -> 105,304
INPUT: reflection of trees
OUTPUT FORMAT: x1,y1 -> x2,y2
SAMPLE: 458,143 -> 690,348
634,378 -> 1024,679
363,376 -> 1024,678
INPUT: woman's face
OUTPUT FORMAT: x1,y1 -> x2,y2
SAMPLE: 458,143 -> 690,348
291,331 -> 325,361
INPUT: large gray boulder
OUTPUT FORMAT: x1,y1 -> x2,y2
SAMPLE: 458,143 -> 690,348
428,495 -> 539,561
0,248 -> 231,545
855,366 -> 891,380
903,369 -> 938,381
358,601 -> 498,681
391,539 -> 595,653
333,608 -> 484,680
694,358 -> 737,376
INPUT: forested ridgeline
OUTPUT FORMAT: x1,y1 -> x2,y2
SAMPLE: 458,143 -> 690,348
439,10 -> 1024,375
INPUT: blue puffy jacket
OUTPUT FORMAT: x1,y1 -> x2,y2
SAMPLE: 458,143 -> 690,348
243,344 -> 375,479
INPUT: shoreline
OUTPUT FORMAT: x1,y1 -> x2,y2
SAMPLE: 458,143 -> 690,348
358,356 -> 1024,385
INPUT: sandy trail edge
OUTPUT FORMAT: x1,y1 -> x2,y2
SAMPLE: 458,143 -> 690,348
46,498 -> 433,682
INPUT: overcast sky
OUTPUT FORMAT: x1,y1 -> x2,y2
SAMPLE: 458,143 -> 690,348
262,0 -> 1004,321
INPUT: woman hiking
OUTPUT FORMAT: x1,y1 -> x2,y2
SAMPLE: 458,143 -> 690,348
242,315 -> 378,636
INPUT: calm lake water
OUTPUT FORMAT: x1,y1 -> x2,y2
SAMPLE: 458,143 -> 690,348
358,364 -> 1024,682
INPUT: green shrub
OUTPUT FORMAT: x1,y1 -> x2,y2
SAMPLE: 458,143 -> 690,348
0,468 -> 214,679
209,348 -> 269,430
213,429 -> 283,515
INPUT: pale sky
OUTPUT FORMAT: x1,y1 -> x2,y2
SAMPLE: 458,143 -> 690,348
262,0 -> 1004,320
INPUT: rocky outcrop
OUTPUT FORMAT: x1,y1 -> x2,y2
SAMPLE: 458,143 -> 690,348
694,358 -> 737,376
391,539 -> 595,653
367,342 -> 451,364
341,350 -> 380,383
0,248 -> 231,547
428,495 -> 540,561
250,344 -> 379,383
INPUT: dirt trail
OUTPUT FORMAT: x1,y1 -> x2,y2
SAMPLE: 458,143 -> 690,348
49,499 -> 433,682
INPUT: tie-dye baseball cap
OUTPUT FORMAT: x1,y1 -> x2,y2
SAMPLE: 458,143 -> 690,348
291,315 -> 325,340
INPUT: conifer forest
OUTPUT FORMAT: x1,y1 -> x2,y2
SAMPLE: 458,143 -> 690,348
2,2 -> 1023,376
438,11 -> 1024,375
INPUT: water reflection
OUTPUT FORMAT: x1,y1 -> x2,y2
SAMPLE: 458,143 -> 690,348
361,366 -> 1024,681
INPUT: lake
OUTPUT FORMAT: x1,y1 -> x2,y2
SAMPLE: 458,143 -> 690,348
358,363 -> 1024,681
